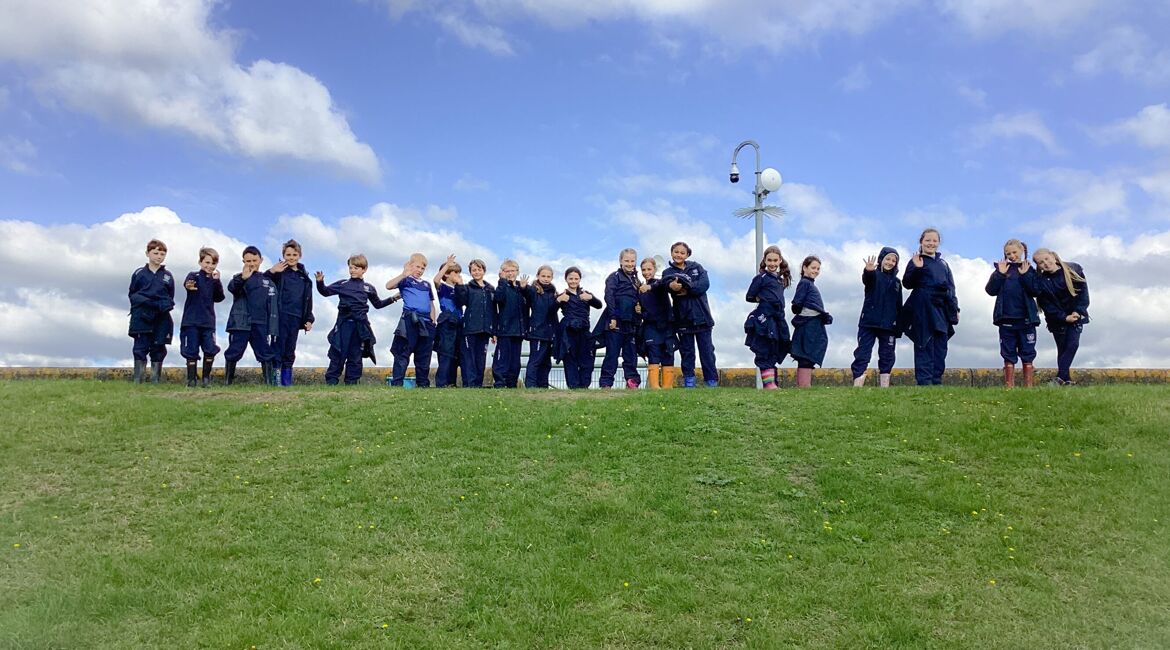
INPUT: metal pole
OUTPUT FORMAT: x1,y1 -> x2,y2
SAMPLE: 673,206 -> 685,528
732,140 -> 764,389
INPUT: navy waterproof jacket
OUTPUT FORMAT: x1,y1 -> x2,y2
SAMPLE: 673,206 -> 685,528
268,264 -> 314,325
456,281 -> 495,335
227,271 -> 279,332
662,261 -> 715,332
128,264 -> 175,336
604,269 -> 642,324
225,273 -> 251,333
638,279 -> 673,326
525,283 -> 560,341
858,246 -> 903,333
180,270 -> 225,329
985,264 -> 1041,327
900,254 -> 959,344
493,280 -> 528,337
1034,263 -> 1090,331
559,288 -> 601,331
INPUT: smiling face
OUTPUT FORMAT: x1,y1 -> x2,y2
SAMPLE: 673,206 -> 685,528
1004,243 -> 1024,263
670,244 -> 690,267
764,251 -> 780,273
640,260 -> 656,281
920,231 -> 940,256
500,263 -> 518,281
283,247 -> 301,266
537,267 -> 553,284
620,251 -> 637,274
881,253 -> 898,271
470,262 -> 485,281
349,263 -> 367,279
199,255 -> 217,274
1034,251 -> 1059,273
565,271 -> 581,290
803,260 -> 821,279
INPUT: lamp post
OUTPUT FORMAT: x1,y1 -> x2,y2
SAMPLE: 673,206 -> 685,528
730,140 -> 784,387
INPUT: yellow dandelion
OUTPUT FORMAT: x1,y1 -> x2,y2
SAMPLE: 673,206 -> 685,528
988,579 -> 996,585
381,624 -> 389,629
313,577 -> 322,584
12,543 -> 20,548
623,582 -> 630,588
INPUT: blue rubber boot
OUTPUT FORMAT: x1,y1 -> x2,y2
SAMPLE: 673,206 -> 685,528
705,379 -> 719,388
280,366 -> 293,387
684,375 -> 696,388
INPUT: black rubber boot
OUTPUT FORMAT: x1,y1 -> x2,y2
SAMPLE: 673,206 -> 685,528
261,361 -> 275,386
186,360 -> 198,388
224,360 -> 237,386
202,357 -> 215,387
151,361 -> 164,384
133,359 -> 146,384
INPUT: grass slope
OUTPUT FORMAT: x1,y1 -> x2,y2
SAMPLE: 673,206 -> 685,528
2,381 -> 1168,649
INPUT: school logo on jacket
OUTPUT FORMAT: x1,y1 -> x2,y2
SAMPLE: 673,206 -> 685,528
262,277 -> 275,296
161,273 -> 173,286
1026,332 -> 1036,343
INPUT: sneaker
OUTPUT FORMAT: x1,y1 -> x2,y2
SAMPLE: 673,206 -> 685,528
705,379 -> 719,388
626,378 -> 639,389
684,376 -> 696,388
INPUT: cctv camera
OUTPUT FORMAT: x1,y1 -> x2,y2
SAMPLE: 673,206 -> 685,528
729,172 -> 740,183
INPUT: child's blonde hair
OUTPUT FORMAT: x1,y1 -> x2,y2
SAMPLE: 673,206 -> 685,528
1032,248 -> 1085,296
533,264 -> 555,294
198,247 -> 219,264
500,258 -> 518,271
348,254 -> 368,269
282,239 -> 302,255
1003,238 -> 1028,258
409,252 -> 427,266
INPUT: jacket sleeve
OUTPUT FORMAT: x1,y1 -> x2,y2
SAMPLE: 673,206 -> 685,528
791,278 -> 809,312
587,291 -> 603,309
1072,265 -> 1090,316
689,265 -> 710,296
128,271 -> 151,308
368,286 -> 398,309
305,287 -> 315,323
604,273 -> 617,312
985,269 -> 1004,296
316,279 -> 338,297
862,269 -> 875,292
212,278 -> 226,303
1018,266 -> 1041,296
227,274 -> 245,296
945,263 -> 960,315
745,274 -> 761,302
902,263 -> 923,289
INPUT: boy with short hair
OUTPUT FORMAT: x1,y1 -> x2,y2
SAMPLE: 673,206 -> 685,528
225,246 -> 280,385
128,239 -> 175,384
317,254 -> 398,385
266,239 -> 314,386
386,253 -> 437,387
180,247 -> 225,387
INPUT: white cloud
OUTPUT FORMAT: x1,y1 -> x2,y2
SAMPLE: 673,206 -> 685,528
1102,104 -> 1170,150
453,174 -> 491,192
604,173 -> 742,200
4,203 -> 1169,371
837,63 -> 870,92
0,137 -> 36,174
435,11 -> 517,56
969,112 -> 1062,154
1074,26 -> 1170,85
383,0 -> 917,54
936,0 -> 1105,36
1019,167 -> 1128,222
1137,170 -> 1170,206
956,83 -> 987,108
0,0 -> 379,183
902,204 -> 969,230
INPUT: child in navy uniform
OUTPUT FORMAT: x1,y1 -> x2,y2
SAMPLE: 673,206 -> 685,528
317,254 -> 398,385
266,239 -> 314,386
600,248 -> 643,389
985,239 -> 1041,388
128,239 -> 175,384
492,259 -> 528,388
180,247 -> 225,387
432,255 -> 463,388
556,266 -> 602,389
524,265 -> 560,388
851,247 -> 903,388
1032,248 -> 1089,385
900,228 -> 959,385
456,259 -> 494,388
744,245 -> 792,390
225,246 -> 280,385
637,257 -> 675,389
790,256 -> 833,388
387,253 -> 437,387
662,242 -> 718,388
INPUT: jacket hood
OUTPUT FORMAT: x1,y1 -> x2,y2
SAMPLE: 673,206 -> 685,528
878,246 -> 900,274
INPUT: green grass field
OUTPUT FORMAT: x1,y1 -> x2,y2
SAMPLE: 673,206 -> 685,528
2,381 -> 1168,649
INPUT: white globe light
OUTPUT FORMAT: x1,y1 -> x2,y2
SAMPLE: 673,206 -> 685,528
761,167 -> 782,192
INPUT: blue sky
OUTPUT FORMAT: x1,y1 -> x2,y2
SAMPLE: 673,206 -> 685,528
2,0 -> 1169,369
